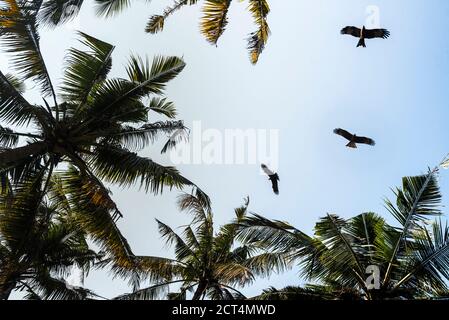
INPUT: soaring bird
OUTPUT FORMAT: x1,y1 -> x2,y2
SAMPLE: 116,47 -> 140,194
333,128 -> 375,148
261,164 -> 279,195
341,26 -> 390,47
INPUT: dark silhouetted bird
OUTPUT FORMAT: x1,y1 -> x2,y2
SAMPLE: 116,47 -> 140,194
261,164 -> 279,195
341,26 -> 390,47
333,128 -> 375,148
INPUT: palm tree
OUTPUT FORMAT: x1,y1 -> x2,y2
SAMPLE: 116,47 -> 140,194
0,171 -> 100,300
238,168 -> 449,300
0,0 -> 209,222
37,0 -> 271,64
114,195 -> 286,300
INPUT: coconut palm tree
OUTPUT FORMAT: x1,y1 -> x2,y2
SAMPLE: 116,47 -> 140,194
0,170 -> 100,300
0,0 -> 209,221
114,195 -> 286,300
238,168 -> 449,300
37,0 -> 270,64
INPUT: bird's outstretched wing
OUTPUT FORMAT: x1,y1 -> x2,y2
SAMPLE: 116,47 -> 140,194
261,164 -> 274,176
333,128 -> 353,141
364,28 -> 390,39
341,26 -> 361,37
354,136 -> 376,146
270,173 -> 279,195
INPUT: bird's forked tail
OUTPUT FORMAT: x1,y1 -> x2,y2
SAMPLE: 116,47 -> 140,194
346,141 -> 357,148
357,38 -> 366,48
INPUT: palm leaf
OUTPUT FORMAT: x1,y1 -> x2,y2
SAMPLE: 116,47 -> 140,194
145,0 -> 198,34
246,0 -> 270,64
61,32 -> 114,110
0,70 -> 39,126
384,169 -> 442,284
200,0 -> 232,45
0,0 -> 57,99
38,0 -> 84,27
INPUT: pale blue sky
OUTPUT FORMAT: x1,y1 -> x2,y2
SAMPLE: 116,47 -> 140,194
3,0 -> 449,298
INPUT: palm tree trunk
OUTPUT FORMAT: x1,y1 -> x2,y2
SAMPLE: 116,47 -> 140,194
192,281 -> 208,300
0,142 -> 47,166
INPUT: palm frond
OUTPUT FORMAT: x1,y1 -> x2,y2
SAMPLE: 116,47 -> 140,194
145,0 -> 198,34
200,0 -> 232,45
0,125 -> 19,148
30,272 -> 95,300
394,220 -> 449,291
114,280 -> 186,300
59,167 -> 134,268
246,0 -> 270,64
0,0 -> 57,99
61,32 -> 114,109
105,120 -> 185,151
156,219 -> 198,262
91,144 -> 203,195
384,169 -> 442,284
95,0 -> 146,17
0,70 -> 39,126
38,0 -> 84,27
4,73 -> 25,93
314,214 -> 366,288
148,97 -> 177,118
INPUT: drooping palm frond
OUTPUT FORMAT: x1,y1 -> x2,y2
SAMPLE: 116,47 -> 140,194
0,125 -> 19,148
253,285 -> 340,300
200,0 -> 232,45
0,0 -> 57,101
105,121 -> 186,151
246,0 -> 270,64
145,0 -> 198,34
394,220 -> 449,294
0,70 -> 41,126
114,279 -> 187,300
95,0 -> 150,17
90,144 -> 201,195
38,0 -> 84,27
4,73 -> 25,93
27,272 -> 95,300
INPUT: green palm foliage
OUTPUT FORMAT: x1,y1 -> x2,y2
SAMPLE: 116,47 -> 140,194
0,171 -> 100,300
147,0 -> 270,64
0,0 -> 208,220
35,0 -> 271,64
114,196 -> 285,300
238,168 -> 449,300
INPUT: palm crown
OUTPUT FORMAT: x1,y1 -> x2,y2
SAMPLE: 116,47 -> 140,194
0,0 -> 208,219
0,171 -> 101,300
114,195 -> 286,300
238,168 -> 449,300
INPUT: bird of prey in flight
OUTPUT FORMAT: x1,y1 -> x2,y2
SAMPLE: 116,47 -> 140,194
341,26 -> 390,47
261,164 -> 279,195
333,128 -> 375,148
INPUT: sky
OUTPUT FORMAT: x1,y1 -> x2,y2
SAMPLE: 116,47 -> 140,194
3,0 -> 449,298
